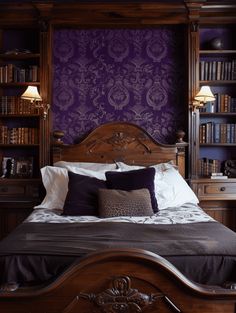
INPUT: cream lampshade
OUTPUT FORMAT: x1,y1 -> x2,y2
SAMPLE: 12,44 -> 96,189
194,86 -> 215,107
21,86 -> 42,102
21,86 -> 49,119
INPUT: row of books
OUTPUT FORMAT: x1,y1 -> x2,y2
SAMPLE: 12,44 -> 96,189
199,93 -> 236,113
199,158 -> 221,177
0,64 -> 39,83
0,126 -> 39,144
0,96 -> 40,115
199,60 -> 236,81
199,122 -> 236,144
1,156 -> 33,178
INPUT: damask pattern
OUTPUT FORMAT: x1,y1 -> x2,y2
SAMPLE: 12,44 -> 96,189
53,28 -> 186,144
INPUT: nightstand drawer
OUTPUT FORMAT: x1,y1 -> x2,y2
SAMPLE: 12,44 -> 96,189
197,182 -> 236,200
0,185 -> 25,195
0,179 -> 42,200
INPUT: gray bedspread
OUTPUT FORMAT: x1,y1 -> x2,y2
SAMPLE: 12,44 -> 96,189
0,221 -> 236,286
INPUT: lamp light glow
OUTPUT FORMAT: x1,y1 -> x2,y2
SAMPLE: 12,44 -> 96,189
21,86 -> 49,119
21,86 -> 42,102
194,86 -> 215,108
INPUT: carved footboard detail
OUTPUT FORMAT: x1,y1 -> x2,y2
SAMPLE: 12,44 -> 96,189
62,275 -> 181,313
1,249 -> 236,313
79,276 -> 162,313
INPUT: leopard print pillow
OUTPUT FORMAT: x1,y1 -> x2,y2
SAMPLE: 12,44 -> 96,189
98,188 -> 154,218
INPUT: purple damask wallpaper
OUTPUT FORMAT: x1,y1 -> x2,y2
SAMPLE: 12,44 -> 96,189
52,27 -> 187,144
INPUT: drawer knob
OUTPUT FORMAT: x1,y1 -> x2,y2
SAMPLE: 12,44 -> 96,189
220,187 -> 226,192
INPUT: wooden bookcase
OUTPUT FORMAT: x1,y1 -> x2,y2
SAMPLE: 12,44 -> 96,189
189,21 -> 236,230
0,9 -> 51,239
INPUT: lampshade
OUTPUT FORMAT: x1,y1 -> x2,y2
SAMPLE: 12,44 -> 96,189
21,86 -> 42,102
194,86 -> 215,103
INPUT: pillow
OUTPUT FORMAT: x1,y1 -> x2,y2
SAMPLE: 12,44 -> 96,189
116,162 -> 199,210
63,171 -> 106,216
34,166 -> 68,210
34,166 -> 108,210
153,165 -> 199,209
54,161 -> 118,172
98,188 -> 153,218
105,167 -> 158,213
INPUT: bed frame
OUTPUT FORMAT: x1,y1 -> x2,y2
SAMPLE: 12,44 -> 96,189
1,122 -> 236,313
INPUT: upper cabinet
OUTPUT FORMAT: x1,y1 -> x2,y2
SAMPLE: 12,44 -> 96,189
0,28 -> 42,179
198,25 -> 236,177
186,2 -> 236,179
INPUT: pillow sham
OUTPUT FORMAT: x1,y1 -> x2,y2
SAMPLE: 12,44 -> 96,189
34,166 -> 108,210
54,161 -> 118,172
63,171 -> 106,216
116,162 -> 199,210
34,166 -> 68,210
98,188 -> 153,218
105,167 -> 158,213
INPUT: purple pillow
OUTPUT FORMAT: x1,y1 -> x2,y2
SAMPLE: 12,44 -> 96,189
105,167 -> 158,213
63,171 -> 106,216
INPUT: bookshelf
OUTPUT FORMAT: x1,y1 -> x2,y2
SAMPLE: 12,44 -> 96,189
198,26 -> 236,179
189,24 -> 236,230
0,25 -> 50,239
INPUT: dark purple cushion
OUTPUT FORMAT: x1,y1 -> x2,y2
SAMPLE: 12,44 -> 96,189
63,171 -> 106,216
105,167 -> 158,213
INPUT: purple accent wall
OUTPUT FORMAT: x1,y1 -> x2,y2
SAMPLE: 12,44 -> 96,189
52,27 -> 187,144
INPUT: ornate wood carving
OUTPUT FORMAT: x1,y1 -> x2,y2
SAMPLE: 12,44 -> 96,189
86,131 -> 151,155
52,122 -> 185,176
79,276 -> 161,313
78,275 -> 181,313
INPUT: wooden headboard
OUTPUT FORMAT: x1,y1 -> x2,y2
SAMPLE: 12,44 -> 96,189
52,122 -> 187,177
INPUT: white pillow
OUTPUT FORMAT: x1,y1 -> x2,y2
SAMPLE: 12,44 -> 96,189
117,162 -> 199,210
54,161 -> 118,172
34,166 -> 108,210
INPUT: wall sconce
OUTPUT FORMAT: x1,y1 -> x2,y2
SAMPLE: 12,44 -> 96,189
193,85 -> 215,109
21,86 -> 50,119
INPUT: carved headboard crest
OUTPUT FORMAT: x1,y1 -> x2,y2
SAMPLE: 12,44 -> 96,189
52,122 -> 186,177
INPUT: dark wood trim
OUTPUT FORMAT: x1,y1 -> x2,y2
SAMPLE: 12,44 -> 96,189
52,121 -> 186,176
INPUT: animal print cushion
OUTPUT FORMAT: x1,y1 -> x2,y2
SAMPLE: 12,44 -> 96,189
98,188 -> 154,218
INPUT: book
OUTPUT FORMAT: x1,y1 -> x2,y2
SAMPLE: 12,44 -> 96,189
211,175 -> 228,179
211,172 -> 224,176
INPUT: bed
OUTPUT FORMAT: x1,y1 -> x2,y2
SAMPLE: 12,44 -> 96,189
1,121 -> 236,313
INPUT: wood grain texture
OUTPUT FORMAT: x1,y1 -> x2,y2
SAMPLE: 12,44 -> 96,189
1,122 -> 236,313
1,249 -> 236,313
52,121 -> 185,175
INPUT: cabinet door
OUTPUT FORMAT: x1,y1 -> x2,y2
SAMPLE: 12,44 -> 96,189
200,200 -> 236,231
0,179 -> 42,239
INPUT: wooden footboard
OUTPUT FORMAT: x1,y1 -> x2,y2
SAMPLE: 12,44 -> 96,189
1,249 -> 236,313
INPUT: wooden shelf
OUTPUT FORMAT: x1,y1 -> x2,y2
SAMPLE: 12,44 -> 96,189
200,143 -> 236,147
0,114 -> 40,118
200,50 -> 236,55
0,53 -> 40,59
200,80 -> 236,85
200,112 -> 236,116
0,82 -> 40,87
0,144 -> 40,147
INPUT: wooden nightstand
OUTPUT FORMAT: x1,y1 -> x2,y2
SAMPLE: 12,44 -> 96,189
0,178 -> 43,240
190,178 -> 236,231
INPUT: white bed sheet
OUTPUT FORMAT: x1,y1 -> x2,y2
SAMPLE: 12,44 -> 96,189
26,203 -> 214,225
